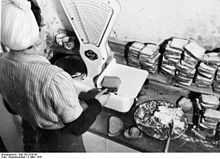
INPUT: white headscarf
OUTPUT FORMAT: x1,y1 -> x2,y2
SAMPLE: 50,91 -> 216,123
1,0 -> 40,50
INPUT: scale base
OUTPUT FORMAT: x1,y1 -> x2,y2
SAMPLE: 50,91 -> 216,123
72,59 -> 148,112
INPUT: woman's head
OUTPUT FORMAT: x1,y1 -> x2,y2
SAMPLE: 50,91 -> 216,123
1,0 -> 40,51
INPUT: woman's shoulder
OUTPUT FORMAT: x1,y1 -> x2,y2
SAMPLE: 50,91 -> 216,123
42,64 -> 72,82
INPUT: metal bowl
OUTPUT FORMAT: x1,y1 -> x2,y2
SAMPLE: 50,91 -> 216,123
134,100 -> 188,140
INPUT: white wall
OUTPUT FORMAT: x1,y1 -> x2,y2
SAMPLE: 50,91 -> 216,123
111,0 -> 220,49
37,0 -> 220,49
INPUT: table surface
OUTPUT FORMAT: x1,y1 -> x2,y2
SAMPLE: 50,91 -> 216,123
52,47 -> 220,152
89,82 -> 220,152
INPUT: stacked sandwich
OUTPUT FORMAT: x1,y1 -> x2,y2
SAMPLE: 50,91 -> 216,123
213,67 -> 220,93
202,109 -> 220,134
199,94 -> 220,133
127,41 -> 145,68
161,38 -> 188,77
175,41 -> 205,86
175,60 -> 196,86
195,62 -> 217,88
139,43 -> 160,74
199,94 -> 219,110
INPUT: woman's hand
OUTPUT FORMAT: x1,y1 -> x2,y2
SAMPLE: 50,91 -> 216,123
79,100 -> 88,111
94,89 -> 110,106
79,88 -> 102,101
79,88 -> 110,106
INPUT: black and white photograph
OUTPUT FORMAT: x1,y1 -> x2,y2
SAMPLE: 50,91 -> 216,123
1,0 -> 220,157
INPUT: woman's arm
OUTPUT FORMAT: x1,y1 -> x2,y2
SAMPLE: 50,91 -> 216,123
49,71 -> 105,135
62,98 -> 102,135
62,88 -> 109,135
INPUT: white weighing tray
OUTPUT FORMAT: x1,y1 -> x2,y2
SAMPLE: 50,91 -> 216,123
96,59 -> 148,112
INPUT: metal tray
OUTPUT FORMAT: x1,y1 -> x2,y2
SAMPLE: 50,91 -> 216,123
134,100 -> 188,141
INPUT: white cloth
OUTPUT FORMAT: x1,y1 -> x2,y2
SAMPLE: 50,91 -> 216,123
1,0 -> 40,50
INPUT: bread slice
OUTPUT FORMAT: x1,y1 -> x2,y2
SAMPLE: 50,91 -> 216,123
176,69 -> 195,78
129,41 -> 145,53
196,75 -> 213,83
180,60 -> 196,70
169,38 -> 189,50
101,76 -> 121,92
108,116 -> 124,137
161,63 -> 176,70
176,62 -> 195,74
162,57 -> 178,66
201,94 -> 219,105
175,74 -> 192,82
176,79 -> 193,86
182,55 -> 198,67
200,120 -> 218,129
204,109 -> 220,121
184,41 -> 205,60
198,72 -> 214,80
161,67 -> 176,76
200,102 -> 219,109
165,43 -> 183,55
164,53 -> 181,60
140,44 -> 158,57
141,61 -> 157,68
198,63 -> 216,75
140,53 -> 160,64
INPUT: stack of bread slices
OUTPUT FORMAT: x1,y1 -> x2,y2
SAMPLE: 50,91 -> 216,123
175,41 -> 204,86
139,43 -> 160,74
195,62 -> 217,88
199,94 -> 220,131
161,38 -> 187,76
127,41 -> 145,68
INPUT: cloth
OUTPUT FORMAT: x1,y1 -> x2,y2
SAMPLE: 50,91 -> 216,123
1,0 -> 39,50
0,53 -> 83,130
